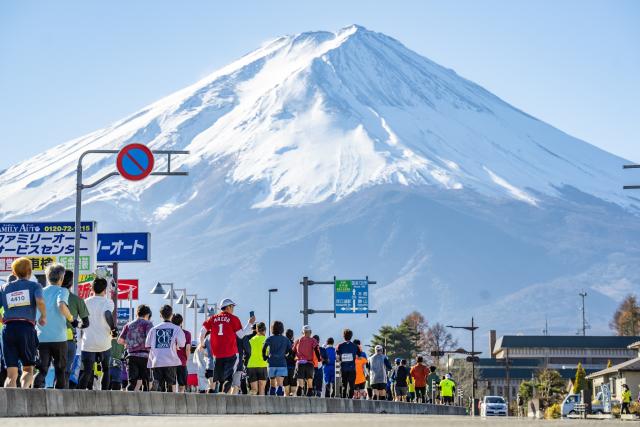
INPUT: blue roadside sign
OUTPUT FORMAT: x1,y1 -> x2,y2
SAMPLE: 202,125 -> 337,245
117,307 -> 130,320
334,279 -> 369,314
97,232 -> 150,262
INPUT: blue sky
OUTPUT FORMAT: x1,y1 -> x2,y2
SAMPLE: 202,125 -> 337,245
0,0 -> 638,170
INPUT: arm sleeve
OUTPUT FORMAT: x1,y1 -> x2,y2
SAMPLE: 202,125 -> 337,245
234,317 -> 250,338
104,311 -> 115,330
384,358 -> 392,370
79,299 -> 90,318
262,338 -> 269,361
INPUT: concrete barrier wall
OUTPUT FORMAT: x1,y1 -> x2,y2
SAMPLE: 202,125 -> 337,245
0,388 -> 466,417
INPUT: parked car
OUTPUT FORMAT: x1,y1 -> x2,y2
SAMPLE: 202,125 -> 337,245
481,396 -> 508,416
561,392 -> 616,417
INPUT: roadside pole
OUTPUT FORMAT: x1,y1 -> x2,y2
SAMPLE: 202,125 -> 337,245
73,147 -> 189,294
112,262 -> 118,324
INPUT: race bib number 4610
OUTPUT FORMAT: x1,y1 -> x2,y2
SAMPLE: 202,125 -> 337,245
7,290 -> 31,308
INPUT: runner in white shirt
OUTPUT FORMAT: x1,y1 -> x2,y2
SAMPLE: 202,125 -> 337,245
77,278 -> 115,390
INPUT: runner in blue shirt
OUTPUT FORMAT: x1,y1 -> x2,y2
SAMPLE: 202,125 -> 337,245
322,337 -> 336,397
0,258 -> 46,388
34,263 -> 74,389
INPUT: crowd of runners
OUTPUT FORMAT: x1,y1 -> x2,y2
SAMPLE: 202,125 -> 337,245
0,257 -> 458,403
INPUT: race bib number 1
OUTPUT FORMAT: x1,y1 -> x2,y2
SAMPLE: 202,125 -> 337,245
7,290 -> 31,308
341,353 -> 354,362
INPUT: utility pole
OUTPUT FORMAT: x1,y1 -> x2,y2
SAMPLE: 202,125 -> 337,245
446,318 -> 480,415
579,291 -> 588,336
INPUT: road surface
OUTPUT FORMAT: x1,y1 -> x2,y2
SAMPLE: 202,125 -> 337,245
5,414 -> 627,426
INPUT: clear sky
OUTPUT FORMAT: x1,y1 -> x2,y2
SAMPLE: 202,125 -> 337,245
0,0 -> 638,171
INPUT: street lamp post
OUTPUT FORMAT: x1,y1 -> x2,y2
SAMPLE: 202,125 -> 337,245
447,317 -> 479,415
150,282 -> 176,309
268,288 -> 278,328
174,288 -> 187,321
186,294 -> 198,336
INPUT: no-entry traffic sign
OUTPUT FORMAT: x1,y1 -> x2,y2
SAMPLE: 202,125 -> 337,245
116,143 -> 154,181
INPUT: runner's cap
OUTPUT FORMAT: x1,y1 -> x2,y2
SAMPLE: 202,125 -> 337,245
219,298 -> 236,309
375,345 -> 383,352
302,325 -> 312,333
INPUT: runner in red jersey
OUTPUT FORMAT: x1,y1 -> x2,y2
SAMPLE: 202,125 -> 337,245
199,298 -> 254,393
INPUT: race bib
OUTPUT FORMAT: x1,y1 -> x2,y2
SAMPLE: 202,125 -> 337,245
7,290 -> 31,308
341,353 -> 354,362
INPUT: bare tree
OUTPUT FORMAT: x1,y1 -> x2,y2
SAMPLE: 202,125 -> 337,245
426,322 -> 458,366
400,311 -> 429,361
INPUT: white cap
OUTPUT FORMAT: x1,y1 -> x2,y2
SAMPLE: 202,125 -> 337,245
375,345 -> 383,352
219,298 -> 236,309
445,373 -> 451,379
302,325 -> 312,333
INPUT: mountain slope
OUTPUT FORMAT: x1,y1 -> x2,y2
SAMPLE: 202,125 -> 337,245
0,25 -> 638,347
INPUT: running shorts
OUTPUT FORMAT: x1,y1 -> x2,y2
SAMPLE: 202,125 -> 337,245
2,321 -> 38,368
294,362 -> 314,380
213,355 -> 237,384
176,365 -> 188,387
247,367 -> 268,382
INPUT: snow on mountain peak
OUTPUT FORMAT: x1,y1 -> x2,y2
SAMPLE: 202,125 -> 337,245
0,25 -> 633,218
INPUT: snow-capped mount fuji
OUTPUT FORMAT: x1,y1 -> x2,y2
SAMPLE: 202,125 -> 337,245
1,25 -> 638,347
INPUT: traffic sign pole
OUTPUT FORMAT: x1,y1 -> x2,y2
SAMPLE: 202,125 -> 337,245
73,147 -> 189,295
300,276 -> 377,327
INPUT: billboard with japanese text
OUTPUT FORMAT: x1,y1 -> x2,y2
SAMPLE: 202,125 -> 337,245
0,222 -> 97,276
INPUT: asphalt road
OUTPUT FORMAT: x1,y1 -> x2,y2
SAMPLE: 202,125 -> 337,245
4,414 -> 629,426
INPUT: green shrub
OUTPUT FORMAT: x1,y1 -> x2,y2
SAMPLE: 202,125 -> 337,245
545,403 -> 561,419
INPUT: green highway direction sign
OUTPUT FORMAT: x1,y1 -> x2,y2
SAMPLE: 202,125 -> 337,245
334,279 -> 369,314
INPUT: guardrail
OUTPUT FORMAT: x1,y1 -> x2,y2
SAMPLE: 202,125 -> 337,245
0,388 -> 467,417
